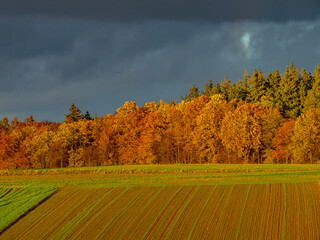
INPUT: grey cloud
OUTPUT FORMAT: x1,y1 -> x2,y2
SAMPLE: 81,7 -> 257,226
1,0 -> 319,22
0,15 -> 320,121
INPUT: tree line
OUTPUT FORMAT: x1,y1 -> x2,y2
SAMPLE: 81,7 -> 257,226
1,63 -> 320,169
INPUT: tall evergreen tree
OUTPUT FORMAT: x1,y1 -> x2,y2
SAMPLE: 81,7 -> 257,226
229,80 -> 248,101
264,70 -> 282,109
202,80 -> 214,97
213,82 -> 222,95
65,103 -> 83,122
0,117 -> 10,130
83,111 -> 92,120
248,69 -> 266,103
220,76 -> 231,101
181,84 -> 200,101
240,70 -> 251,101
300,68 -> 313,111
279,62 -> 301,118
25,115 -> 36,125
304,65 -> 320,111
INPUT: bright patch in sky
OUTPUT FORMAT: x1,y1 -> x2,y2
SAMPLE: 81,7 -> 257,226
241,32 -> 251,49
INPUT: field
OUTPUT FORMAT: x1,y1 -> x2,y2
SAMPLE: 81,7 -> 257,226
1,164 -> 320,239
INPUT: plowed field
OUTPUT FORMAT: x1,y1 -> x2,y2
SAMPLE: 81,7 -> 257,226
1,182 -> 320,239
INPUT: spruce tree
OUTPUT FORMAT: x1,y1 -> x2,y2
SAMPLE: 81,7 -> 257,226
265,70 -> 282,109
229,80 -> 248,101
304,65 -> 320,111
239,70 -> 251,101
248,69 -> 266,103
220,76 -> 231,101
181,84 -> 200,101
300,68 -> 313,111
25,115 -> 35,124
83,111 -> 92,120
213,82 -> 222,94
279,62 -> 301,118
228,82 -> 239,101
65,103 -> 83,122
202,80 -> 214,97
0,117 -> 9,130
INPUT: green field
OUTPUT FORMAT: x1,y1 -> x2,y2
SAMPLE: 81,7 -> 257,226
1,164 -> 320,188
1,164 -> 320,239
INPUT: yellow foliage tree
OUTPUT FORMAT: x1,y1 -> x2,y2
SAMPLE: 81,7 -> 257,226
293,109 -> 320,163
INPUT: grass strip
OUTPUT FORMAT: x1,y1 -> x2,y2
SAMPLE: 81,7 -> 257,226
281,183 -> 286,240
2,188 -> 76,239
65,187 -> 126,240
50,188 -> 114,239
73,187 -> 147,239
211,185 -> 249,239
187,185 -> 216,240
17,189 -> 93,240
69,187 -> 131,240
189,185 -> 233,239
263,184 -> 272,239
0,186 -> 57,234
145,186 -> 195,240
143,186 -> 184,240
160,186 -> 197,239
235,184 -> 252,239
165,186 -> 215,239
237,184 -> 269,239
96,187 -> 163,240
42,188 -> 100,240
116,187 -> 180,240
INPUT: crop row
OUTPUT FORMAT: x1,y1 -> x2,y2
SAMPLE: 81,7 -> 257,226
0,187 -> 57,233
2,182 -> 320,239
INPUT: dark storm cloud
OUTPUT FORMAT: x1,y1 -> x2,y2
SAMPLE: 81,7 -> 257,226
1,0 -> 319,22
1,15 -> 320,122
0,0 -> 320,122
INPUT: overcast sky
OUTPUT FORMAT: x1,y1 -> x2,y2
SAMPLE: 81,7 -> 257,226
1,1 -> 320,122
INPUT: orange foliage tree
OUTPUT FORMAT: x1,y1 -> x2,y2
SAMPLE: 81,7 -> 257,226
273,119 -> 295,163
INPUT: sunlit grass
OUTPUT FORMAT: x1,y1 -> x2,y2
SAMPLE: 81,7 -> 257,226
1,164 -> 320,188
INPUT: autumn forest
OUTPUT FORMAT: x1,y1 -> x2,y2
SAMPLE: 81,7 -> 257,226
1,63 -> 320,169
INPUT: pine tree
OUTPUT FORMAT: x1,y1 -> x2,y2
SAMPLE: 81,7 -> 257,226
304,65 -> 320,111
65,103 -> 83,122
300,68 -> 313,111
0,117 -> 10,130
181,84 -> 200,101
279,62 -> 301,118
240,70 -> 251,101
213,82 -> 222,95
248,69 -> 266,103
25,115 -> 35,124
83,111 -> 92,120
263,70 -> 282,109
202,80 -> 214,97
229,80 -> 248,101
220,76 -> 231,101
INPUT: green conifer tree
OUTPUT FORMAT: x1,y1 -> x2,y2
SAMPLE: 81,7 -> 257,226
279,62 -> 301,118
304,65 -> 320,111
248,69 -> 266,103
181,84 -> 200,101
264,70 -> 282,109
0,117 -> 10,130
220,76 -> 231,101
83,111 -> 92,120
239,70 -> 251,101
65,103 -> 83,122
213,82 -> 222,94
202,80 -> 214,97
300,68 -> 313,111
